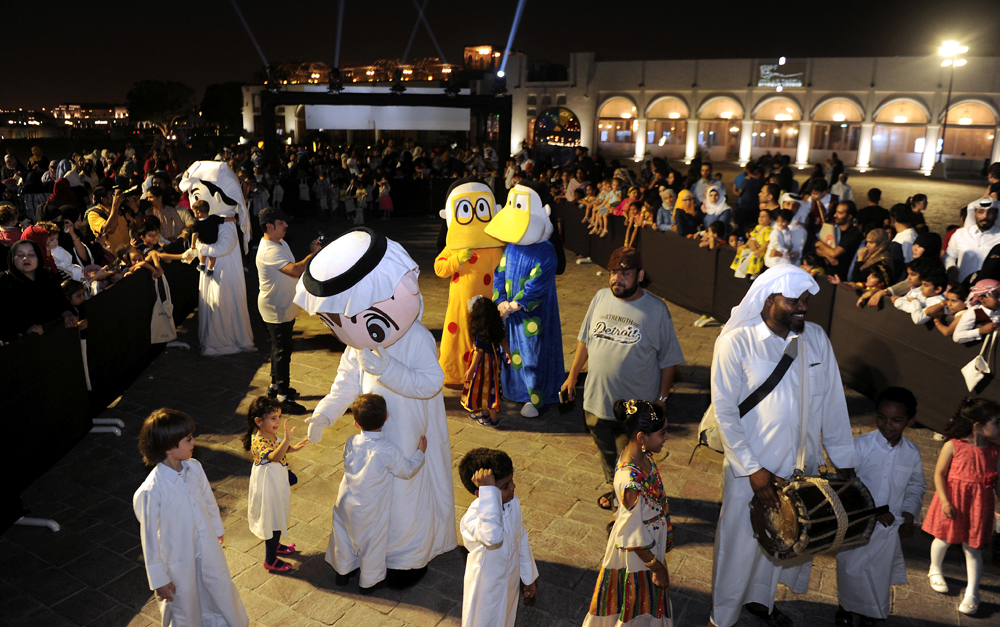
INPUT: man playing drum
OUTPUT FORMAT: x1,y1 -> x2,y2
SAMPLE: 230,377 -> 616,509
710,265 -> 855,627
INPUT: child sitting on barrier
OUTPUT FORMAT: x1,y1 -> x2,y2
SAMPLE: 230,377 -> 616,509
801,253 -> 826,277
580,183 -> 599,225
929,281 -> 969,338
893,262 -> 948,324
731,209 -> 774,278
951,279 -> 1000,343
765,208 -> 793,268
835,386 -> 925,627
699,220 -> 727,249
623,200 -> 644,247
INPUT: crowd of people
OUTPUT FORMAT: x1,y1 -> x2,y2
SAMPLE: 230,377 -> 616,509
4,134 -> 1000,627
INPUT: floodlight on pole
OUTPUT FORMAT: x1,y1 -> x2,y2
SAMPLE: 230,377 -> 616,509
937,40 -> 968,164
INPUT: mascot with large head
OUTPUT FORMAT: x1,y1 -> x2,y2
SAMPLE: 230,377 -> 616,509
484,181 -> 564,417
434,177 -> 505,387
179,161 -> 255,356
294,227 -> 455,589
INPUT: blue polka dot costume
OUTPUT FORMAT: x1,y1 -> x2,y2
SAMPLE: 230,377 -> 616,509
493,240 -> 563,409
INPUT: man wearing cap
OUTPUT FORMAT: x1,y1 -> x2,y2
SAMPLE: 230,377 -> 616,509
560,246 -> 684,508
256,207 -> 320,414
709,265 -> 855,627
945,197 -> 1000,282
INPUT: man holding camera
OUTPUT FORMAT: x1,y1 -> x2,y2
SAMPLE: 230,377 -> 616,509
256,207 -> 321,414
559,246 -> 684,508
87,186 -> 143,254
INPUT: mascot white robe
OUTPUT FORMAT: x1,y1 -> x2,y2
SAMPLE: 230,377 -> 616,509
180,162 -> 255,356
295,227 -> 456,581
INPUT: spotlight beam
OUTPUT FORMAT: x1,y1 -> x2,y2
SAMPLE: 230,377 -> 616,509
410,0 -> 448,64
400,0 -> 428,64
333,0 -> 346,69
227,0 -> 269,68
499,0 -> 528,76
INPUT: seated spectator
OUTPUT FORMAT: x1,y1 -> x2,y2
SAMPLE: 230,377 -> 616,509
831,173 -> 854,203
672,189 -> 703,237
640,192 -> 659,234
764,209 -> 794,268
850,264 -> 892,308
691,162 -> 722,207
62,279 -> 89,332
781,192 -> 809,230
951,279 -> 1000,343
698,221 -> 727,249
623,201 -> 646,247
115,244 -> 160,278
0,240 -> 78,344
731,209 -> 774,278
929,281 -> 969,338
143,185 -> 191,243
580,183 -> 598,225
913,231 -> 942,261
814,201 -> 863,281
907,194 -> 929,233
47,178 -> 80,209
702,186 -> 730,230
655,192 -> 675,232
945,197 -> 1000,283
801,252 -> 826,277
846,228 -> 892,284
857,188 -> 890,234
893,262 -> 947,324
0,202 -> 22,246
616,186 -> 642,217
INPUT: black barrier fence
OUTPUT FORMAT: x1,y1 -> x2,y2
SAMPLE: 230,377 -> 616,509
553,202 -> 998,434
1,255 -> 200,531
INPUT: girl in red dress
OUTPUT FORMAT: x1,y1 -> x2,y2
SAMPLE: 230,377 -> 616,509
922,398 -> 1000,616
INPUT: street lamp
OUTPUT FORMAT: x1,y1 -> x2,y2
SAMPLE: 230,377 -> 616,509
938,40 -> 969,164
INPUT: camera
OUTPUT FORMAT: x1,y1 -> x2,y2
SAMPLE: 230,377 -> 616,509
317,231 -> 332,247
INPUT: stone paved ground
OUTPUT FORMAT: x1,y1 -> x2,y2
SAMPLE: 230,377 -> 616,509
2,207 -> 998,627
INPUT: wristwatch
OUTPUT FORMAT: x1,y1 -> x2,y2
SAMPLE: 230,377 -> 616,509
657,395 -> 669,403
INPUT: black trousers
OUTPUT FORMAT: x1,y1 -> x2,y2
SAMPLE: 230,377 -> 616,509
266,320 -> 295,394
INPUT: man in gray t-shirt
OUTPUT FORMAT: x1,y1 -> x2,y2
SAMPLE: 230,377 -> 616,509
561,247 -> 684,503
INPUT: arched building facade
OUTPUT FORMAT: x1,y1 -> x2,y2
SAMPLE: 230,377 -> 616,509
505,53 -> 1000,174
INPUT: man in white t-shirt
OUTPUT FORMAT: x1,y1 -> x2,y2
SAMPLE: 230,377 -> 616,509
256,207 -> 321,414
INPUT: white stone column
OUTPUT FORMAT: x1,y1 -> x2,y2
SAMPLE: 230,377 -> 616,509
990,127 -> 1000,164
684,119 -> 699,163
856,122 -> 874,169
634,118 -> 647,162
795,121 -> 813,167
739,120 -> 754,165
920,124 -> 941,174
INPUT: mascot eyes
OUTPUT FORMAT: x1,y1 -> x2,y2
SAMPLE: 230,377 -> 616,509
364,311 -> 394,343
475,197 -> 492,222
455,199 -> 473,225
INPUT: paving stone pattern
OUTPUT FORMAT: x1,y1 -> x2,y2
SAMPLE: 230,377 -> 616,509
1,212 -> 996,627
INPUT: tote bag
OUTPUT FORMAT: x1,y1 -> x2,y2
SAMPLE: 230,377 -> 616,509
151,275 -> 177,344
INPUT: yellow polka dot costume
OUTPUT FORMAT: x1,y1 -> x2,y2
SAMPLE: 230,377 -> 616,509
434,178 -> 505,386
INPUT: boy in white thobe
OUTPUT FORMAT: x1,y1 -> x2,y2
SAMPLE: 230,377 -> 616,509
459,448 -> 538,627
133,409 -> 248,627
836,387 -> 925,624
329,394 -> 426,592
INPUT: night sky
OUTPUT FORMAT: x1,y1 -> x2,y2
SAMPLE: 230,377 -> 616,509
5,0 -> 999,110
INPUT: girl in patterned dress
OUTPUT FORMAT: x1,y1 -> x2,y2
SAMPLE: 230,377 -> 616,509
462,296 -> 510,427
922,398 -> 1000,616
585,399 -> 673,627
242,397 -> 309,572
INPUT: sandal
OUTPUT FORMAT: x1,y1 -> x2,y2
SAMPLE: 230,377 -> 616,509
745,603 -> 793,627
597,491 -> 617,511
476,415 -> 500,428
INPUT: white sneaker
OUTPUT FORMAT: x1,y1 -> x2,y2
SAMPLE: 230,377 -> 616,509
958,591 -> 979,615
693,315 -> 717,328
933,432 -> 946,441
520,402 -> 539,418
575,257 -> 593,265
928,573 -> 948,593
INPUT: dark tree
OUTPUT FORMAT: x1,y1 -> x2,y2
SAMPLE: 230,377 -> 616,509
200,82 -> 244,129
126,80 -> 195,138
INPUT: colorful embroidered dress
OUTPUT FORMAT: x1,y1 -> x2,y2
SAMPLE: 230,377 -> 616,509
585,454 -> 673,626
461,333 -> 504,413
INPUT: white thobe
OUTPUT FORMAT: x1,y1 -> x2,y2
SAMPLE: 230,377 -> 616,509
944,222 -> 1000,281
313,322 -> 457,569
461,486 -> 538,627
952,305 -> 1000,343
892,228 -> 918,264
710,320 -> 855,627
836,430 -> 925,619
893,288 -> 945,325
133,460 -> 248,627
329,431 -> 425,587
195,220 -> 255,356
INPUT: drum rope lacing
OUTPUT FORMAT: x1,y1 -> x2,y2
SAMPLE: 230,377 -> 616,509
801,477 -> 850,553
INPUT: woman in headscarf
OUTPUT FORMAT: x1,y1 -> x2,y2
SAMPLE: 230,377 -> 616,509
0,240 -> 77,343
672,189 -> 703,237
48,178 -> 79,208
848,227 -> 893,284
20,223 -> 59,273
702,186 -> 731,230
